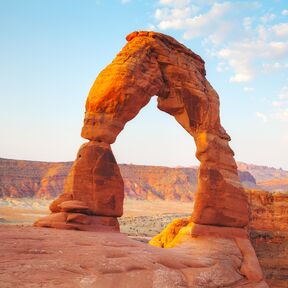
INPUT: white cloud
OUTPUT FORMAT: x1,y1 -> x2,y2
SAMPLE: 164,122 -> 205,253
121,0 -> 131,4
279,86 -> 288,99
153,1 -> 288,83
270,86 -> 288,121
156,2 -> 234,43
261,13 -> 276,23
217,39 -> 288,82
256,112 -> 268,123
272,109 -> 288,121
183,2 -> 234,43
147,24 -> 156,31
243,87 -> 255,92
243,17 -> 252,30
271,23 -> 288,37
272,101 -> 283,107
160,0 -> 191,7
262,62 -> 288,72
216,62 -> 229,72
282,9 -> 288,16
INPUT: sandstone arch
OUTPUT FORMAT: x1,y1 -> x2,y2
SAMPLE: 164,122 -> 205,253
35,31 -> 248,231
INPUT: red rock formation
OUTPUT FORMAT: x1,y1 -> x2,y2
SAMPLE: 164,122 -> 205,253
0,158 -> 71,199
246,189 -> 288,287
0,225 -> 269,288
258,178 -> 288,192
35,141 -> 123,232
33,31 -> 267,286
1,158 -> 259,201
36,31 -> 248,230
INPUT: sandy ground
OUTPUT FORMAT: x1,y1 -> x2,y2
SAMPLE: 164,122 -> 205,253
0,198 -> 193,238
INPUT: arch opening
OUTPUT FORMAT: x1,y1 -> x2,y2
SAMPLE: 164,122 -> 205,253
111,95 -> 199,209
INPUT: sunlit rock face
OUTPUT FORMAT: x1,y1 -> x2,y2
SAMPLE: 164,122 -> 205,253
37,31 -> 248,229
33,31 -> 268,287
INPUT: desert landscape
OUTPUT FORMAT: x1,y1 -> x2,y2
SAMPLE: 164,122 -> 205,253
1,1 -> 288,287
1,170 -> 288,287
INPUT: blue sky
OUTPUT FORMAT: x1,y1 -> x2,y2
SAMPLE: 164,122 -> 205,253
0,0 -> 287,169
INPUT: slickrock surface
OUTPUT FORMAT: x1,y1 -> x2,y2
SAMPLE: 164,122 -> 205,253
0,225 -> 268,288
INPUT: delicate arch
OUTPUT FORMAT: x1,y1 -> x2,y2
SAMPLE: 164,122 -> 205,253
35,31 -> 248,231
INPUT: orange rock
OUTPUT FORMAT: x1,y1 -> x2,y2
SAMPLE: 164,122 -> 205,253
81,31 -> 248,227
235,238 -> 264,282
58,141 -> 124,217
36,31 -> 248,230
246,189 -> 288,232
0,225 -> 271,288
34,212 -> 119,232
58,200 -> 93,214
49,193 -> 72,213
149,218 -> 190,248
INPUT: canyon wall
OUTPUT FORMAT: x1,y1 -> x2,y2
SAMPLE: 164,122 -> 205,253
247,189 -> 288,287
0,158 -> 259,200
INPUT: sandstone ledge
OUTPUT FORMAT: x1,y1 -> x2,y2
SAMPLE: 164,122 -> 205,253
0,225 -> 268,288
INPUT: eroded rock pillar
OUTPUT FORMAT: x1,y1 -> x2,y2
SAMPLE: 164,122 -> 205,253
34,141 -> 123,231
192,132 -> 249,227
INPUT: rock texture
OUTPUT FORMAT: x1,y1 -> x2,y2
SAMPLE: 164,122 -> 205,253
149,222 -> 267,286
246,189 -> 288,287
0,158 -> 71,198
36,31 -> 249,230
258,178 -> 288,192
237,162 -> 288,181
0,225 -> 269,288
31,31 -> 268,285
0,158 -> 260,200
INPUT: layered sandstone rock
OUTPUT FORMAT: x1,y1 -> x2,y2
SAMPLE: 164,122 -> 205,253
0,225 -> 269,288
0,158 -> 71,198
36,31 -> 248,230
246,189 -> 288,287
35,141 -> 123,232
149,221 -> 267,286
81,31 -> 249,227
0,158 -> 260,201
32,31 -> 267,285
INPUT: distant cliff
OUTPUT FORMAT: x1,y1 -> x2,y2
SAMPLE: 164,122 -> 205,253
1,157 -> 284,200
0,158 -> 71,199
0,158 -> 200,200
237,161 -> 288,192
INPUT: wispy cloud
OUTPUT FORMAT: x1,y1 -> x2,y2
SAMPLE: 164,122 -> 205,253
256,112 -> 268,123
272,109 -> 288,121
279,86 -> 288,100
262,62 -> 288,73
270,86 -> 288,121
243,86 -> 255,92
153,0 -> 288,83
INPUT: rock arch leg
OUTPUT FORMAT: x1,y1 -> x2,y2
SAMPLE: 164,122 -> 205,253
192,131 -> 248,227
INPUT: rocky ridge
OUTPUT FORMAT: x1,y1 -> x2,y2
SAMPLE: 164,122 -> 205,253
0,158 -> 260,200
